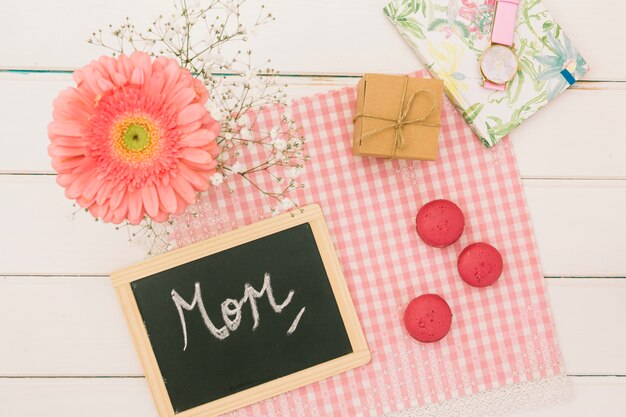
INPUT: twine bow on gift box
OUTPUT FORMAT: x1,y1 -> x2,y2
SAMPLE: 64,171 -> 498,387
353,76 -> 440,157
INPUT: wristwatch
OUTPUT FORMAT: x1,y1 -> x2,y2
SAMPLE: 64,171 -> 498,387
479,0 -> 520,90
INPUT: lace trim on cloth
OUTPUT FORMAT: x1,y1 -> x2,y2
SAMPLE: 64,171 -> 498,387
385,374 -> 570,417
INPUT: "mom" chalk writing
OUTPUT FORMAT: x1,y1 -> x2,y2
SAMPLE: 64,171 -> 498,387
171,273 -> 306,351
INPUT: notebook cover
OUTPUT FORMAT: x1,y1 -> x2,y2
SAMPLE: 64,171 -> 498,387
384,0 -> 589,147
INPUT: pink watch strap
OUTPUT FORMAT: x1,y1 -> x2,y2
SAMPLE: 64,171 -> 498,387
484,80 -> 506,91
491,0 -> 519,47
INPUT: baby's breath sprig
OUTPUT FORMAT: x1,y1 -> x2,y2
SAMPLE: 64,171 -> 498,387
89,0 -> 309,255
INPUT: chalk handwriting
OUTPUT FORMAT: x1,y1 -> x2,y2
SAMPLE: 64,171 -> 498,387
171,273 -> 305,350
287,307 -> 306,335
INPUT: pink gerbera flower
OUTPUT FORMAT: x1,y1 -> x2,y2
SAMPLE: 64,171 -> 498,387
48,51 -> 220,225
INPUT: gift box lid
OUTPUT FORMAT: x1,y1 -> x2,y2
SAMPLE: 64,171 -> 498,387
354,74 -> 443,161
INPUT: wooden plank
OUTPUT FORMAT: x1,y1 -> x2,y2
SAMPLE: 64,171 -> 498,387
0,176 -> 146,276
513,83 -> 626,179
0,276 -> 142,376
547,279 -> 626,376
0,0 -> 620,80
0,277 -> 624,377
1,176 -> 625,276
1,73 -> 625,178
525,180 -> 626,277
0,377 -> 157,417
1,376 -> 624,417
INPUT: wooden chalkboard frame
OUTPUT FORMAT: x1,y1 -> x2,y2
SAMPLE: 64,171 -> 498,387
111,204 -> 370,417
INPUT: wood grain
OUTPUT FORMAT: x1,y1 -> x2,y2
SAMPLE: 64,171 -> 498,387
1,73 -> 624,179
0,0 -> 621,80
1,0 -> 625,414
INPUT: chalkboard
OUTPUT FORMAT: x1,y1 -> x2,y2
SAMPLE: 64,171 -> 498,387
111,205 -> 370,417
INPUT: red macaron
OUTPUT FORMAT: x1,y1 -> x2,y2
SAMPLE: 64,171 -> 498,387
415,199 -> 465,247
457,242 -> 503,287
404,294 -> 453,343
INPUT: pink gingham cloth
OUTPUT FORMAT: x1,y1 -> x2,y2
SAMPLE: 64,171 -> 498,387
170,71 -> 568,417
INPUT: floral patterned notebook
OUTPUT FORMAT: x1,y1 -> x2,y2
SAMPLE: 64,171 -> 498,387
384,0 -> 589,147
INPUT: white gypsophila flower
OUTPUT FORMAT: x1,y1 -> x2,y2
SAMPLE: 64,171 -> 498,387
224,131 -> 234,140
287,166 -> 302,179
210,173 -> 224,186
230,161 -> 246,174
210,53 -> 225,66
247,87 -> 261,100
227,119 -> 238,130
217,151 -> 230,162
243,69 -> 255,81
272,138 -> 287,151
206,102 -> 224,121
269,126 -> 280,140
240,128 -> 253,140
223,0 -> 237,13
248,76 -> 261,90
198,50 -> 214,65
170,16 -> 184,32
238,114 -> 250,127
288,137 -> 302,147
279,198 -> 295,211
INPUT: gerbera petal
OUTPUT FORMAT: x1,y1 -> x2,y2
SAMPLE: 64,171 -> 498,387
51,156 -> 82,173
57,174 -> 75,188
131,66 -> 144,85
48,121 -> 84,137
102,207 -> 115,223
141,184 -> 160,218
170,174 -> 197,204
109,186 -> 126,210
174,193 -> 188,215
48,145 -> 86,157
157,183 -> 177,213
179,120 -> 203,134
127,190 -> 144,223
162,61 -> 183,94
65,170 -> 95,199
89,203 -> 108,219
112,195 -> 130,224
180,148 -> 211,164
168,88 -> 196,110
113,73 -> 127,87
97,78 -> 115,93
177,103 -> 206,125
145,72 -> 165,96
152,210 -> 169,223
96,180 -> 116,206
48,136 -> 89,147
181,129 -> 214,147
83,178 -> 104,201
76,195 -> 97,209
180,159 -> 217,171
178,164 -> 210,190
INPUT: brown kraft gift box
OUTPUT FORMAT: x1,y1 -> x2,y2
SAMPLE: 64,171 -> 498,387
353,73 -> 443,161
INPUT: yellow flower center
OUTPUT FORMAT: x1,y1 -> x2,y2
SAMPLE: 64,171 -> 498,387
111,115 -> 160,163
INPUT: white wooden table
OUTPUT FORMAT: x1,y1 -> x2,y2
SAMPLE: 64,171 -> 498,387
0,1 -> 624,416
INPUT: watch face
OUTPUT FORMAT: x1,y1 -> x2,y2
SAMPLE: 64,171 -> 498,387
480,44 -> 518,85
